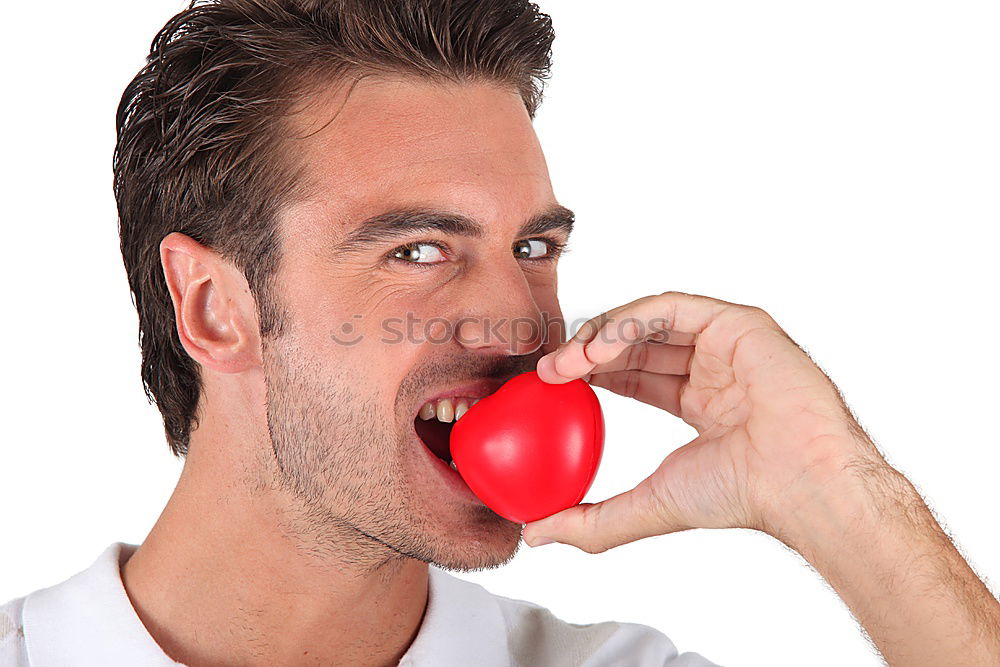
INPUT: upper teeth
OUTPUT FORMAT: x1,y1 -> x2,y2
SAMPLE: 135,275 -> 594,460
419,397 -> 480,423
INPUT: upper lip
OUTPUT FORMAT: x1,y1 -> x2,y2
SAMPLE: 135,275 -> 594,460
412,378 -> 507,416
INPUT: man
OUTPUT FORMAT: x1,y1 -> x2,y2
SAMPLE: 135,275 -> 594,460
1,0 -> 997,665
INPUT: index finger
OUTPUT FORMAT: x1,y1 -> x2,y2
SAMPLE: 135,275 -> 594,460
536,291 -> 741,383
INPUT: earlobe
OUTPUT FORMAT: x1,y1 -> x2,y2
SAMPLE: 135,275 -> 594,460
159,232 -> 262,373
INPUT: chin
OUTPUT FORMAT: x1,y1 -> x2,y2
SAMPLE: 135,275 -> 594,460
401,499 -> 524,572
426,527 -> 524,573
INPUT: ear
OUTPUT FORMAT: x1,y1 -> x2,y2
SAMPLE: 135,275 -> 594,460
159,232 -> 263,373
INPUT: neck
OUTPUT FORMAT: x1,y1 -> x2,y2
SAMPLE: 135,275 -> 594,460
121,419 -> 429,667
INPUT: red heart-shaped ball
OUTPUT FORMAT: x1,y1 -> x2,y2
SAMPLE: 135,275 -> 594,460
450,370 -> 604,523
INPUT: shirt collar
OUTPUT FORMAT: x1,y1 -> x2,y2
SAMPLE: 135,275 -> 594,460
22,542 -> 511,667
400,565 -> 511,667
22,542 -> 179,666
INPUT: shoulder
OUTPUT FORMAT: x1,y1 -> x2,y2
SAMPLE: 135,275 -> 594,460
489,591 -> 720,667
0,595 -> 29,667
0,542 -> 150,667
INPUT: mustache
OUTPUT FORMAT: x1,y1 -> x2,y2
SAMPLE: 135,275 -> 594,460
397,351 -> 542,407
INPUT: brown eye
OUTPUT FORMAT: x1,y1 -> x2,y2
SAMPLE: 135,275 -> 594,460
392,242 -> 446,264
513,239 -> 550,259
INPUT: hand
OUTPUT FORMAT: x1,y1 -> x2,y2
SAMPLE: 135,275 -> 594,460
522,290 -> 890,552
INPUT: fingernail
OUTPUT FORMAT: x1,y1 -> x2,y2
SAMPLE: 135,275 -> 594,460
537,355 -> 554,374
529,537 -> 555,547
537,355 -> 563,383
547,351 -> 563,371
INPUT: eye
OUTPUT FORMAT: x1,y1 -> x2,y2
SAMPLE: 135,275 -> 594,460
513,238 -> 559,260
390,242 -> 447,265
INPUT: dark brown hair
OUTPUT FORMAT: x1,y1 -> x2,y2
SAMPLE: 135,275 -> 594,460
115,0 -> 555,457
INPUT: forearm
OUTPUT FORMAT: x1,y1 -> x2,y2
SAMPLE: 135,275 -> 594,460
773,456 -> 1000,666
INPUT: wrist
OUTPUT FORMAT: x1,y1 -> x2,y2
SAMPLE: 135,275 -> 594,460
760,440 -> 914,561
759,440 -> 1000,665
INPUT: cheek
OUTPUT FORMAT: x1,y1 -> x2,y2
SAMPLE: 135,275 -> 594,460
343,302 -> 438,381
294,272 -> 435,347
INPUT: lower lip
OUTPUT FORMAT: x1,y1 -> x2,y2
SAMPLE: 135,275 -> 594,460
413,427 -> 482,503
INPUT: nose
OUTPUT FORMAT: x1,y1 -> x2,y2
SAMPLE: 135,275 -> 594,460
454,260 -> 546,357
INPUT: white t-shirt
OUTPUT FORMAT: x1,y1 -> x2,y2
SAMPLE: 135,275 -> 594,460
0,542 -> 719,666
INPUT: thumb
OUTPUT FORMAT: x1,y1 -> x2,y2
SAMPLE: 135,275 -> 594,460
521,475 -> 688,553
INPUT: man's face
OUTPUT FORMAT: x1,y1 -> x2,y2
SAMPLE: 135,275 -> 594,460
260,76 -> 569,571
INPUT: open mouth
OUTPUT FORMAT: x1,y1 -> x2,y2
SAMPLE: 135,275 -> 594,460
412,396 -> 482,469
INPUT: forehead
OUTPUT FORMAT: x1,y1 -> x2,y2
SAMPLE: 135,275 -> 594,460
282,74 -> 555,241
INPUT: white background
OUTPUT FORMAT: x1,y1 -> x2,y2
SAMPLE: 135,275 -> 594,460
2,1 -> 998,665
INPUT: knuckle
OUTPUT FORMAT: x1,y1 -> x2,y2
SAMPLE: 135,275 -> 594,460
646,479 -> 679,523
623,369 -> 640,398
732,304 -> 779,330
623,341 -> 646,372
583,501 -> 603,527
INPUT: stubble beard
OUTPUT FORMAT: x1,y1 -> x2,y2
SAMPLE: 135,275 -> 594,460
259,334 -> 524,573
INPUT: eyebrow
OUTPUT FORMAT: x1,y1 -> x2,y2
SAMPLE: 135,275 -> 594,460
334,203 -> 575,255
